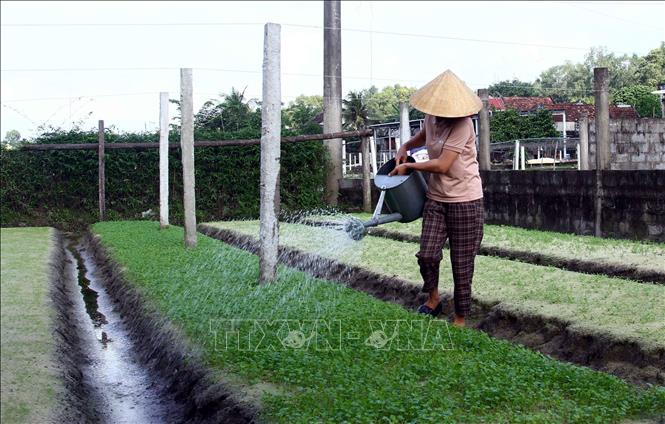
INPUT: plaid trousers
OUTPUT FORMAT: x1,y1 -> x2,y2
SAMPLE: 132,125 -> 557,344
416,198 -> 484,317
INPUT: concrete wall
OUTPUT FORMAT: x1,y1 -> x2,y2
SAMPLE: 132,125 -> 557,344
590,118 -> 665,170
340,170 -> 665,242
481,170 -> 664,241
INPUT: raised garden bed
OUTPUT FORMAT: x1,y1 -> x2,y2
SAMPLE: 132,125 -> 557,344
91,221 -> 664,422
310,213 -> 665,284
205,221 -> 665,351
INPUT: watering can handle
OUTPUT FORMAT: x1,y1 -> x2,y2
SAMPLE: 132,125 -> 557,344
372,190 -> 386,220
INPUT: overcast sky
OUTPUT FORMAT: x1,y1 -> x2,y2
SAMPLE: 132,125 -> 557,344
1,0 -> 663,139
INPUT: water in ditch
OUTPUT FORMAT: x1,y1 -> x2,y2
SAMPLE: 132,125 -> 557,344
65,237 -> 185,423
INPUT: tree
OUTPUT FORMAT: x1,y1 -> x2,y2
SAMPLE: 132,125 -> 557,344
194,87 -> 260,132
364,84 -> 417,123
342,90 -> 369,130
613,85 -> 662,118
583,47 -> 638,91
283,95 -> 323,134
534,45 -> 663,104
488,79 -> 537,97
526,109 -> 559,138
3,130 -> 21,144
490,109 -> 558,142
633,43 -> 665,88
534,61 -> 592,103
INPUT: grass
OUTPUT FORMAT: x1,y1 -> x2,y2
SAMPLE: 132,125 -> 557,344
1,228 -> 61,424
207,221 -> 665,350
93,221 -> 664,423
342,213 -> 665,275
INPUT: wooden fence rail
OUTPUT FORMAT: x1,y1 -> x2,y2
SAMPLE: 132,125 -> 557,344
17,127 -> 375,223
20,129 -> 373,151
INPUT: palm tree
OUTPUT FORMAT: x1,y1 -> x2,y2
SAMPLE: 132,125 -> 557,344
342,91 -> 369,130
222,87 -> 251,132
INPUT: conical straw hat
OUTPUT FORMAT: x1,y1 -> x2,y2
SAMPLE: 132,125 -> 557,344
410,70 -> 482,117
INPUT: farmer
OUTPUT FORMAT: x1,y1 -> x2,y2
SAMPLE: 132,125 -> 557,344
389,70 -> 484,328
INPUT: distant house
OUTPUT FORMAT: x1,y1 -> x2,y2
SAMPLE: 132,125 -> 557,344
487,96 -> 640,137
545,103 -> 640,136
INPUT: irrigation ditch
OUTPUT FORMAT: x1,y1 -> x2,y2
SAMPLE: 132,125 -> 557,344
198,224 -> 665,387
301,219 -> 665,285
49,230 -> 257,423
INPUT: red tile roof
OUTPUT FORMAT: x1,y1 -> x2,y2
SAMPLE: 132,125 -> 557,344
488,97 -> 505,110
610,105 -> 640,119
545,103 -> 640,121
488,96 -> 554,112
502,96 -> 554,111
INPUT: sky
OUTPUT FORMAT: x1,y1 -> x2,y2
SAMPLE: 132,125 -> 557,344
1,0 -> 663,139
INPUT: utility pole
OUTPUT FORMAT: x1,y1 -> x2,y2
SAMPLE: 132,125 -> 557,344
323,0 -> 342,206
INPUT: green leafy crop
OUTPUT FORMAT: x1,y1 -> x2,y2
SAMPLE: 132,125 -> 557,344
93,221 -> 664,423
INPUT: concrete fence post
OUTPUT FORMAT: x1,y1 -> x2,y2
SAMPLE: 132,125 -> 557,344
180,68 -> 197,248
159,92 -> 170,229
477,89 -> 491,170
259,23 -> 281,284
399,102 -> 410,150
361,135 -> 371,213
594,67 -> 610,171
579,112 -> 589,171
594,67 -> 609,237
513,140 -> 520,170
98,120 -> 105,221
520,145 -> 526,170
576,143 -> 581,170
341,139 -> 347,177
369,135 -> 378,177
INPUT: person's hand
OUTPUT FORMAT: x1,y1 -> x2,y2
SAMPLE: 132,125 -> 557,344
388,163 -> 409,176
394,146 -> 408,166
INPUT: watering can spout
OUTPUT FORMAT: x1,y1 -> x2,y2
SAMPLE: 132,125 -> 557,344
344,213 -> 403,241
344,156 -> 427,241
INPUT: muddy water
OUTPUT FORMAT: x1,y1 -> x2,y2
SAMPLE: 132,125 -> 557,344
65,238 -> 185,423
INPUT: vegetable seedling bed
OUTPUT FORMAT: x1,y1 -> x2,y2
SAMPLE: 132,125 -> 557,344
93,221 -> 664,423
201,221 -> 665,386
307,213 -> 665,284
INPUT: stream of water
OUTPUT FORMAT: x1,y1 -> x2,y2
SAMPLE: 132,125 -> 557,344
64,237 -> 185,423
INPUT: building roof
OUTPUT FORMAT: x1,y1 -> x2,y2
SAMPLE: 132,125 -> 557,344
545,103 -> 640,121
488,97 -> 505,110
610,105 -> 641,119
503,96 -> 554,111
488,96 -> 553,112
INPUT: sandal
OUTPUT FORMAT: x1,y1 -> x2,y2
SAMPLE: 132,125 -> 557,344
417,301 -> 443,317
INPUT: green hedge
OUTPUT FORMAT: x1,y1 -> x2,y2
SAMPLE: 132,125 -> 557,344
0,128 -> 329,228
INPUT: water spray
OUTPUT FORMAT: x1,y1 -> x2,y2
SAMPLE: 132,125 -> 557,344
345,157 -> 428,240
